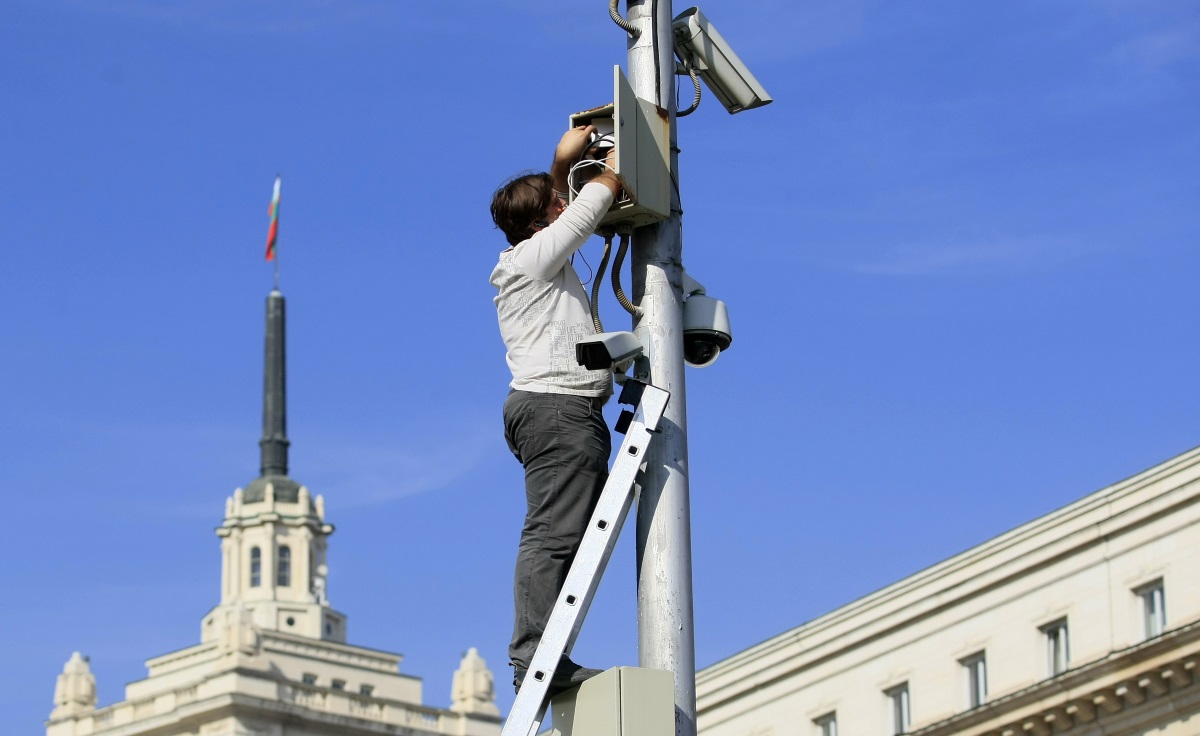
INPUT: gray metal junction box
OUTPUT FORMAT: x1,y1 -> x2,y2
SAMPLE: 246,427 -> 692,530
548,667 -> 675,736
568,66 -> 671,230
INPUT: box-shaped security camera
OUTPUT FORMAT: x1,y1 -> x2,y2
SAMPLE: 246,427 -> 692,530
673,7 -> 772,114
568,66 -> 671,229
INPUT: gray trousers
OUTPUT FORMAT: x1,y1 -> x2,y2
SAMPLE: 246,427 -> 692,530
503,390 -> 611,671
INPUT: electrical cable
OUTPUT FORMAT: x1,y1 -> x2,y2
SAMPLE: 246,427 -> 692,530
568,133 -> 615,197
572,248 -> 594,287
609,0 -> 640,37
611,233 -> 643,318
676,56 -> 701,117
652,0 -> 661,105
570,132 -> 615,193
590,236 -> 613,333
568,157 -> 619,198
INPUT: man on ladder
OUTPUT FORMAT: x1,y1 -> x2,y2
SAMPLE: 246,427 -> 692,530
489,127 -> 622,696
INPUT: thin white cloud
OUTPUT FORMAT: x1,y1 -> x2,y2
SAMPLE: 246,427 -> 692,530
73,0 -> 392,34
297,420 -> 498,508
499,0 -> 867,62
498,0 -> 615,40
1110,24 -> 1200,71
852,237 -> 1088,277
691,0 -> 868,63
142,503 -> 222,520
52,415 -> 498,514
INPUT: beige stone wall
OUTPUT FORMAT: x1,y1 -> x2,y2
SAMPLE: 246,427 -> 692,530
697,448 -> 1200,736
47,669 -> 498,736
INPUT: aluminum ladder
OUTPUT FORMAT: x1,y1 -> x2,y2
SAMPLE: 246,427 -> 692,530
501,378 -> 671,736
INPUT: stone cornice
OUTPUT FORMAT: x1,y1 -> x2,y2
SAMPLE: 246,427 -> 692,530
138,629 -> 407,683
911,620 -> 1200,736
217,513 -> 329,533
47,667 -> 500,736
259,630 -> 410,674
143,642 -> 220,676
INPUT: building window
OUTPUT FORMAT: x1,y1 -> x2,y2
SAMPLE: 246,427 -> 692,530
960,652 -> 987,708
360,684 -> 375,697
277,545 -> 291,587
1041,619 -> 1069,676
301,673 -> 317,685
331,679 -> 346,691
885,683 -> 910,735
249,547 -> 262,587
814,712 -> 837,736
1137,580 -> 1166,639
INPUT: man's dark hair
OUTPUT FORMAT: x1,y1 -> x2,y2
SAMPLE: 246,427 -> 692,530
491,172 -> 555,246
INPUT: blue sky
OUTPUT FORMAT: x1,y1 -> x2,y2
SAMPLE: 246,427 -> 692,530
2,0 -> 1198,731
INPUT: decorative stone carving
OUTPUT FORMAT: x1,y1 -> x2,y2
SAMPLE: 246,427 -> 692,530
450,648 -> 500,716
51,652 -> 97,717
218,607 -> 261,657
313,564 -> 328,605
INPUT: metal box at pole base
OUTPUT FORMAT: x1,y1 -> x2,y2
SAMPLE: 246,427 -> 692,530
549,667 -> 675,736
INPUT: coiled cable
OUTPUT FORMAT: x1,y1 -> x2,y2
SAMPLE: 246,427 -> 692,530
590,235 -> 613,333
677,57 -> 701,117
612,233 -> 643,318
609,0 -> 641,37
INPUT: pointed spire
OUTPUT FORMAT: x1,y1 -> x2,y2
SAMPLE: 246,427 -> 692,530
243,289 -> 301,505
259,289 -> 289,477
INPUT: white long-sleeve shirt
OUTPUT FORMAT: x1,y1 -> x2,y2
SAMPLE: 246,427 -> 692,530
490,182 -> 615,397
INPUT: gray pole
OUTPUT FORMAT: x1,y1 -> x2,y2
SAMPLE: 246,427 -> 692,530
625,2 -> 697,736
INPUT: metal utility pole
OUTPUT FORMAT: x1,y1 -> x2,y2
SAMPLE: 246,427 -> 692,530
625,2 -> 697,736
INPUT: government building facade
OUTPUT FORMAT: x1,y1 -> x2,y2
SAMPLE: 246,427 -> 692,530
696,447 -> 1200,736
46,290 -> 503,736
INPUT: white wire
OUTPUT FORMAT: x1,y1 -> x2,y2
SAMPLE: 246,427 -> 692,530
568,158 -> 619,198
566,132 -> 617,195
589,133 -> 616,149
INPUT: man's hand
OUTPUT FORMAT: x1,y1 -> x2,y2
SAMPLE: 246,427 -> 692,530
592,145 -> 622,197
551,125 -> 596,192
554,125 -> 596,167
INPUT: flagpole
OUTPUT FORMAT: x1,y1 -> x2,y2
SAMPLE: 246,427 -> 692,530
266,174 -> 282,291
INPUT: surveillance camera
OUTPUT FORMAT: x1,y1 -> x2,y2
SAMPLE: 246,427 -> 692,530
576,331 -> 644,373
672,7 -> 772,114
683,293 -> 732,367
680,271 -> 732,368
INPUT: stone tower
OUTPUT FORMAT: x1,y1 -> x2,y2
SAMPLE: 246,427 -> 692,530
201,289 -> 347,644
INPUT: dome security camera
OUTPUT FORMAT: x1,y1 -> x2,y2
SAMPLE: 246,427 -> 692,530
681,272 -> 732,368
683,294 -> 732,368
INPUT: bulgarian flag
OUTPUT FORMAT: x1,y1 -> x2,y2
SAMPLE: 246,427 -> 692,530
264,176 -> 281,261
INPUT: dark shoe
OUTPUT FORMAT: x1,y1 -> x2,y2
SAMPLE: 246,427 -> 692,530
513,658 -> 604,696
